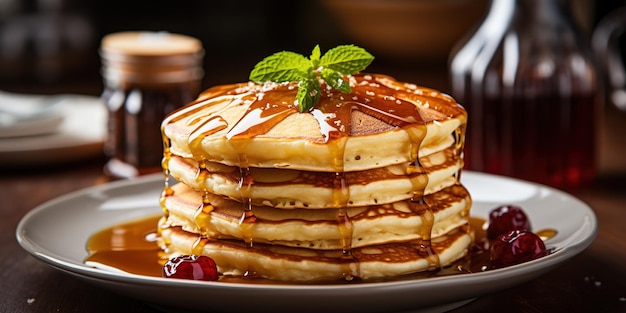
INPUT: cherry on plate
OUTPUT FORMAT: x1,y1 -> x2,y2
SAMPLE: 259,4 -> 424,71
487,204 -> 531,239
490,229 -> 547,268
163,255 -> 219,281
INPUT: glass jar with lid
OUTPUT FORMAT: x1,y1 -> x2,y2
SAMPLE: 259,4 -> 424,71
100,31 -> 204,178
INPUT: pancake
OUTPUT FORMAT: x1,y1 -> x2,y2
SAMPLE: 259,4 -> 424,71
166,142 -> 462,209
159,223 -> 473,282
161,182 -> 471,250
158,71 -> 471,282
161,73 -> 466,172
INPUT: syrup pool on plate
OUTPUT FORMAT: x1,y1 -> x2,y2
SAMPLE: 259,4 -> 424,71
84,215 -> 557,284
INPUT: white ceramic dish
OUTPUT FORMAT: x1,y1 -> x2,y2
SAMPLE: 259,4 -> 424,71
0,94 -> 106,166
0,90 -> 64,138
16,172 -> 597,313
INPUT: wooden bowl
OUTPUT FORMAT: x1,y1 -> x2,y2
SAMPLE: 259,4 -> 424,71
321,0 -> 488,60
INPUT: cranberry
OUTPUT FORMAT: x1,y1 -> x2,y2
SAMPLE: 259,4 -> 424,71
490,230 -> 547,268
487,205 -> 531,239
163,255 -> 219,281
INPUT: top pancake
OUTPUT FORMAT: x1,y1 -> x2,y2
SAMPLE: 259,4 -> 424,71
162,73 -> 467,172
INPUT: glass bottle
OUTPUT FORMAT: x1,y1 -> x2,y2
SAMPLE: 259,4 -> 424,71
449,0 -> 601,188
593,5 -> 626,112
100,31 -> 204,178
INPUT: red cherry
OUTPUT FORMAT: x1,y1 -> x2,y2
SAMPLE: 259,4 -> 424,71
163,255 -> 219,281
487,205 -> 531,239
490,229 -> 547,268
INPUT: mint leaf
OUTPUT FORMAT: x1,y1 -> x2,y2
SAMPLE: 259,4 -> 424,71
249,44 -> 374,112
321,68 -> 351,93
297,78 -> 321,112
310,45 -> 321,69
249,51 -> 310,83
319,45 -> 374,75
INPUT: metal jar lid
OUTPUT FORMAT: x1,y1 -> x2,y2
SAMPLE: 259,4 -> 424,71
100,31 -> 204,85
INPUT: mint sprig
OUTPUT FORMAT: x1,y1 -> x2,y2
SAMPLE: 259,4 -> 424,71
249,45 -> 374,112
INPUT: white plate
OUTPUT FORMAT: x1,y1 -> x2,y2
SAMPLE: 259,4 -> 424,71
0,94 -> 106,166
16,172 -> 597,313
0,90 -> 64,138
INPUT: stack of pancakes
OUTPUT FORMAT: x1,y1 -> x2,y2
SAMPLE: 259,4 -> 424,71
158,73 -> 472,282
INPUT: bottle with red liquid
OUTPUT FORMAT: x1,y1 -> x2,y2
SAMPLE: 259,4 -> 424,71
449,0 -> 602,188
100,32 -> 204,178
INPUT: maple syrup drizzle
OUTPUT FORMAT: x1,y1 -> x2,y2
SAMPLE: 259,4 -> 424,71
406,134 -> 439,271
191,237 -> 208,255
188,116 -> 228,155
159,112 -> 176,220
237,167 -> 257,248
193,194 -> 214,236
159,186 -> 173,216
333,172 -> 359,279
226,99 -> 297,140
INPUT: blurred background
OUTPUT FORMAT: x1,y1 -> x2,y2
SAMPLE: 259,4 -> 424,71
2,0 -> 617,92
1,0 -> 625,175
0,0 -> 493,92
